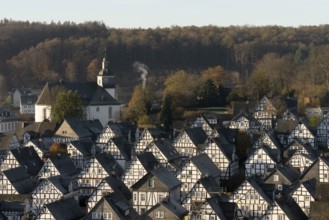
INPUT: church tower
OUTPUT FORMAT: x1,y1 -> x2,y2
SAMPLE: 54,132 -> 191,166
97,49 -> 116,98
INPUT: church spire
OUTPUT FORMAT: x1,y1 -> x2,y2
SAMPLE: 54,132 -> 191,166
99,48 -> 112,76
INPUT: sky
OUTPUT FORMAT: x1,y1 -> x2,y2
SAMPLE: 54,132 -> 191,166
1,0 -> 328,28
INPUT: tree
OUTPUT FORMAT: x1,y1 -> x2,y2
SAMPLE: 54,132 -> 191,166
201,66 -> 225,87
50,90 -> 85,123
49,142 -> 67,155
160,95 -> 173,131
196,79 -> 219,107
235,131 -> 252,163
122,84 -> 153,123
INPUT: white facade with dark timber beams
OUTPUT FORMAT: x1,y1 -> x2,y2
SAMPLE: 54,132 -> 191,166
35,51 -> 121,126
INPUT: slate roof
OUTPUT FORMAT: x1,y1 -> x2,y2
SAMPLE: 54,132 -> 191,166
103,174 -> 132,200
207,198 -> 237,220
0,200 -> 25,213
95,152 -> 124,177
264,165 -> 300,184
49,154 -> 79,177
136,152 -> 160,171
69,140 -> 93,156
211,137 -> 236,162
47,176 -> 69,194
15,121 -> 58,141
198,176 -> 222,196
247,177 -> 274,204
184,127 -> 208,147
44,197 -> 85,220
10,147 -> 44,176
20,94 -> 38,105
56,118 -> 103,139
131,166 -> 181,191
275,196 -> 308,220
143,199 -> 188,219
3,167 -> 35,194
231,111 -> 261,126
190,153 -> 221,178
151,139 -> 182,162
36,81 -> 120,106
85,192 -> 139,220
111,137 -> 132,161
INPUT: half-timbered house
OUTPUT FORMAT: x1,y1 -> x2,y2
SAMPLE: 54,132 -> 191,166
85,192 -> 139,220
283,139 -> 318,172
287,120 -> 316,148
0,167 -> 35,195
145,139 -> 184,172
290,178 -> 316,216
181,175 -> 222,212
244,145 -> 280,178
77,152 -> 123,196
173,127 -> 208,158
177,153 -> 221,199
15,121 -> 57,144
191,114 -> 216,137
122,152 -> 159,188
0,201 -> 26,220
131,166 -> 181,215
205,137 -> 239,179
300,157 -> 329,183
253,96 -> 277,130
316,113 -> 329,144
30,175 -> 77,215
0,146 -> 43,176
229,111 -> 262,135
262,196 -> 307,220
34,197 -> 85,220
24,138 -> 53,160
101,136 -> 132,170
252,130 -> 281,150
275,119 -> 299,147
142,199 -> 188,220
67,140 -> 93,169
135,127 -> 168,153
37,154 -> 78,180
87,174 -> 131,212
277,108 -> 298,121
229,177 -> 275,219
189,197 -> 238,220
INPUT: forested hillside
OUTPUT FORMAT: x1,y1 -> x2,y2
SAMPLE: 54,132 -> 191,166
1,19 -> 329,108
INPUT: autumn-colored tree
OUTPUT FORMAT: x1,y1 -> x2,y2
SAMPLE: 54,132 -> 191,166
51,90 -> 85,124
49,142 -> 67,155
201,66 -> 225,87
122,84 -> 153,124
86,58 -> 99,81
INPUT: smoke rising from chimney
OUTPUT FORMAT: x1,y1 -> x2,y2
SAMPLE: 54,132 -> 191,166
133,61 -> 149,88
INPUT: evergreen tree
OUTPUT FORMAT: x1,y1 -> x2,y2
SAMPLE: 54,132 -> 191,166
196,79 -> 219,107
160,95 -> 173,131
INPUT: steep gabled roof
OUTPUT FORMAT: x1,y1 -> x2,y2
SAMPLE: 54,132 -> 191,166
275,119 -> 298,134
207,198 -> 238,220
184,127 -> 208,147
151,139 -> 182,162
49,154 -> 78,177
10,147 -> 43,176
247,177 -> 274,204
69,140 -> 93,156
111,137 -> 133,161
47,176 -> 69,194
264,165 -> 300,184
211,137 -> 237,162
143,199 -> 188,219
136,152 -> 160,171
45,197 -> 85,220
103,174 -> 131,200
95,152 -> 124,177
191,153 -> 221,178
3,167 -> 35,194
275,196 -> 308,220
131,166 -> 181,191
16,121 -> 58,141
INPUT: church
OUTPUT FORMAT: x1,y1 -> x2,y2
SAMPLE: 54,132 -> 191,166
34,51 -> 121,127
